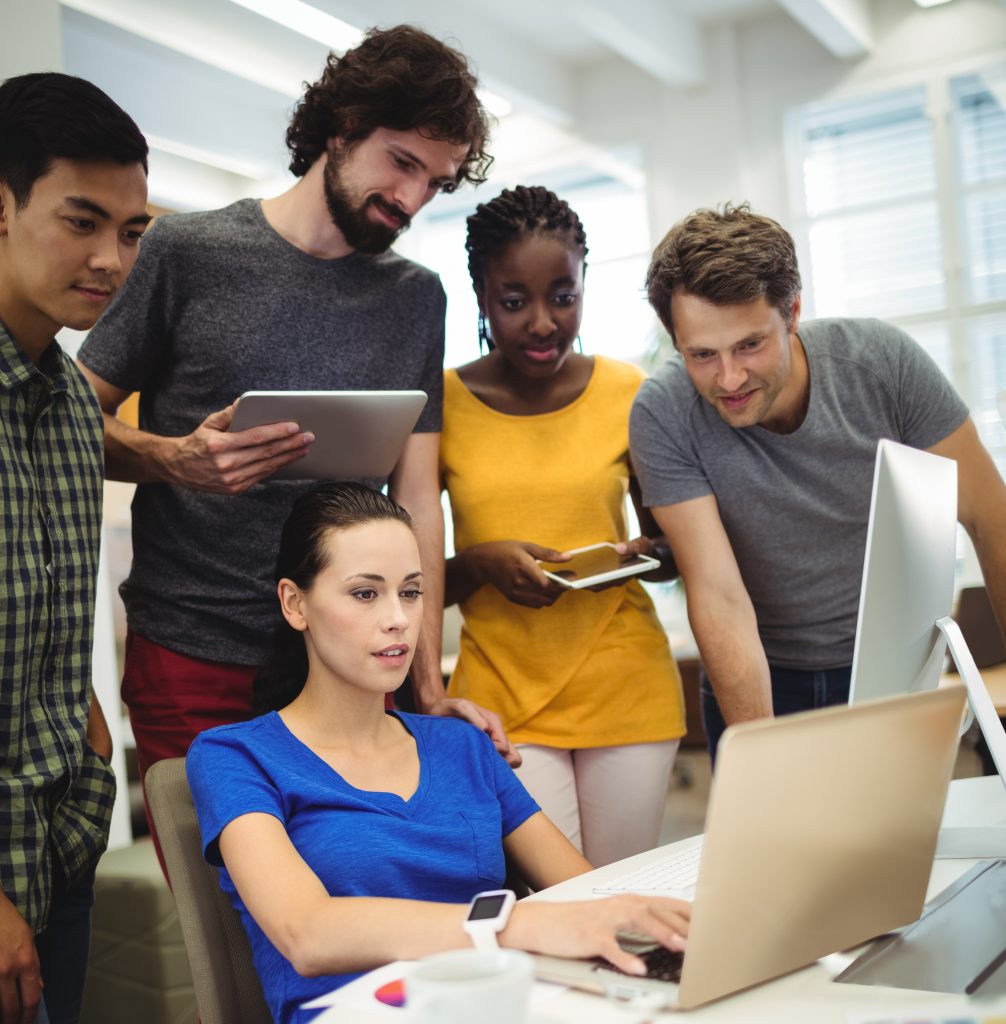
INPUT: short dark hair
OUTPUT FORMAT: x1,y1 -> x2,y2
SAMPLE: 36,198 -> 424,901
646,203 -> 802,341
286,24 -> 492,186
0,72 -> 148,209
465,185 -> 588,350
253,482 -> 415,714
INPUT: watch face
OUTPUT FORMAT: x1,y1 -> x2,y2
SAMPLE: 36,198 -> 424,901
468,893 -> 509,921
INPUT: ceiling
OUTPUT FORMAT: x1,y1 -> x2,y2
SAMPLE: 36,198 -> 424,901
55,0 -> 904,209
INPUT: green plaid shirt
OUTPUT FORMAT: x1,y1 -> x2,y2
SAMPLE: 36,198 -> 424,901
1,322 -> 115,933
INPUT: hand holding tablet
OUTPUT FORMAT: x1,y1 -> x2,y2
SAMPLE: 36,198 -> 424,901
537,542 -> 659,589
229,390 -> 427,480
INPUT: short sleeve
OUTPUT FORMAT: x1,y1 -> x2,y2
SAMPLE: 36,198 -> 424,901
891,325 -> 969,448
483,733 -> 539,837
629,372 -> 713,509
77,219 -> 173,392
186,727 -> 285,866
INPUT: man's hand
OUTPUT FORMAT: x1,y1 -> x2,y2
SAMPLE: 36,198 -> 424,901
423,696 -> 522,768
159,402 -> 314,494
0,893 -> 41,1024
462,541 -> 569,608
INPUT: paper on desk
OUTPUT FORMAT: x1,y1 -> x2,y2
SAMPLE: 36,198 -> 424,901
302,960 -> 567,1020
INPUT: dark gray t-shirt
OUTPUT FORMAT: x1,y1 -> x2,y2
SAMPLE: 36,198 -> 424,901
79,199 -> 445,664
629,318 -> 968,669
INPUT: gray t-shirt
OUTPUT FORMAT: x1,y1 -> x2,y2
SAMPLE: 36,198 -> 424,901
629,318 -> 968,669
79,199 -> 445,664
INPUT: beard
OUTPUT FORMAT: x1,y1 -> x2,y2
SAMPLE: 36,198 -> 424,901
323,150 -> 411,255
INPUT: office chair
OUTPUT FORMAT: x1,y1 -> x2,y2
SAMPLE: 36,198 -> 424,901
145,758 -> 272,1024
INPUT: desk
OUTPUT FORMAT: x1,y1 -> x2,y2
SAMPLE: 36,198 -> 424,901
943,662 -> 1006,715
942,662 -> 1006,777
310,779 -> 1006,1023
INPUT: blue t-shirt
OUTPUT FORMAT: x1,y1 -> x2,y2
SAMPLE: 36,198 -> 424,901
186,711 -> 539,1024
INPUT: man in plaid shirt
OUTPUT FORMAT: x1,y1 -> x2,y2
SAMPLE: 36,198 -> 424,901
0,74 -> 149,1023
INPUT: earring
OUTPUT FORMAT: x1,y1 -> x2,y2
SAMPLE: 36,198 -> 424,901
478,313 -> 494,353
575,335 -> 583,354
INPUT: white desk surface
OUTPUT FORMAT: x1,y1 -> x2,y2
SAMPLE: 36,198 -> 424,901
309,777 -> 1006,1023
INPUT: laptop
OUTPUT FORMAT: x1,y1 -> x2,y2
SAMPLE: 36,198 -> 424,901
532,686 -> 967,1009
229,390 -> 427,480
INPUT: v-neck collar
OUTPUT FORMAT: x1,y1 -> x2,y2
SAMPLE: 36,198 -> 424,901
269,710 -> 431,816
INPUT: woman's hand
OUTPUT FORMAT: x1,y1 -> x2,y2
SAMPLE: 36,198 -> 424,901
614,536 -> 655,560
461,541 -> 570,608
586,536 -> 657,593
504,895 -> 691,975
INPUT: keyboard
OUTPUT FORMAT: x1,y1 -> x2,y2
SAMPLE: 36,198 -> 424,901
592,835 -> 703,897
598,945 -> 685,983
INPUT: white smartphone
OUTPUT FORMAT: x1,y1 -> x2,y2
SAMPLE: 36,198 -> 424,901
537,542 -> 659,589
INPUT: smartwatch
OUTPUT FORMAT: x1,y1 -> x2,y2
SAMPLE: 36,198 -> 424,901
462,889 -> 516,951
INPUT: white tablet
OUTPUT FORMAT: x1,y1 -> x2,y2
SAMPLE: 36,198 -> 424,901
537,542 -> 659,589
229,390 -> 427,481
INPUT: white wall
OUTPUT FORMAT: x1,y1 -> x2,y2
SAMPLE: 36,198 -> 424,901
575,0 -> 1006,241
58,332 -> 133,851
0,0 -> 62,75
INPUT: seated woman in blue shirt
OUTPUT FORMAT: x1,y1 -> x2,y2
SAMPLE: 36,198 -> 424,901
186,482 -> 690,1023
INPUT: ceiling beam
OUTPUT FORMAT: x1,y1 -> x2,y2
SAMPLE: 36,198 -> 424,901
573,0 -> 704,87
62,7 -> 293,179
310,0 -> 578,125
61,0 -> 328,97
776,0 -> 874,59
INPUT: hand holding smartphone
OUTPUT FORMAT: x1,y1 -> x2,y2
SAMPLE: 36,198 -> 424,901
537,542 -> 658,589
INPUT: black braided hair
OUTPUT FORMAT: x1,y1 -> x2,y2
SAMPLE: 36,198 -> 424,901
465,186 -> 588,350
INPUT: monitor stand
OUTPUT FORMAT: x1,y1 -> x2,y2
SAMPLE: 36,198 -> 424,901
934,616 -> 1006,858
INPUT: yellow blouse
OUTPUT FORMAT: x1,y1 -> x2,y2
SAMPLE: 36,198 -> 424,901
440,356 -> 685,748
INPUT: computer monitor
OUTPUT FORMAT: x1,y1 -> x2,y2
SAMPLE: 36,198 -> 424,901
848,438 -> 1006,855
848,440 -> 957,704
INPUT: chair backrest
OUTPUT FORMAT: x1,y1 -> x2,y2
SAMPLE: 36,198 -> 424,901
145,757 -> 273,1024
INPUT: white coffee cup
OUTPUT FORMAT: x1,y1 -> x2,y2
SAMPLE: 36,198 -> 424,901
405,948 -> 534,1024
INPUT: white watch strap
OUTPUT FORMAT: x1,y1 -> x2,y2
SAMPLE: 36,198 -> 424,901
469,927 -> 499,952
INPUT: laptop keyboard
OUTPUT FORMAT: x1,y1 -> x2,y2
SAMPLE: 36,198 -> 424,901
592,835 -> 703,896
599,945 -> 685,983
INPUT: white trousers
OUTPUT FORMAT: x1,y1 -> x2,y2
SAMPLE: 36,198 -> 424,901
514,740 -> 680,867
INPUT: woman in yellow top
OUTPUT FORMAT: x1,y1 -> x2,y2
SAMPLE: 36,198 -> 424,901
441,186 -> 686,866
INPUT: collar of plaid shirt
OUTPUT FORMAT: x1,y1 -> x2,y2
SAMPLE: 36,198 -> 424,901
0,321 -> 116,933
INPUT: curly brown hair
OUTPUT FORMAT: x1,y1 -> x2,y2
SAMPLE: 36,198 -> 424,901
646,203 -> 802,341
286,24 -> 492,185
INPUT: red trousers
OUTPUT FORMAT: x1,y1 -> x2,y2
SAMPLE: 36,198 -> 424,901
122,631 -> 257,877
122,630 -> 396,878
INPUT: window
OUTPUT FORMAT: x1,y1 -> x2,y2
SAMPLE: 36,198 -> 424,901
954,67 -> 1006,305
790,65 -> 1006,480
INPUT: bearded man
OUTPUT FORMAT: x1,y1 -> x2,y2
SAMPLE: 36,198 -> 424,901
79,27 -> 517,867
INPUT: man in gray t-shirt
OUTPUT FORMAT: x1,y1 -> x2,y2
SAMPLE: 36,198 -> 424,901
77,28 -> 518,849
630,204 -> 1006,759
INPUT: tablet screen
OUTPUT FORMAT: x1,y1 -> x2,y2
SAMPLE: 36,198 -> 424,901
539,546 -> 652,584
